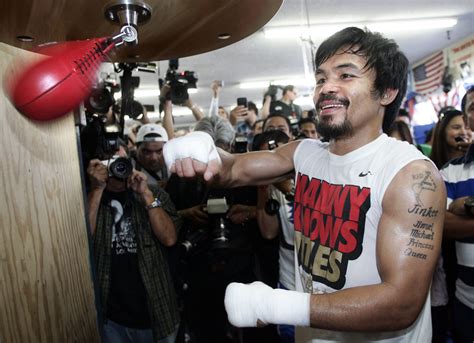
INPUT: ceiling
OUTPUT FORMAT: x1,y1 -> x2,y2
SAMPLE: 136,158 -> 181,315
116,0 -> 474,129
2,0 -> 473,129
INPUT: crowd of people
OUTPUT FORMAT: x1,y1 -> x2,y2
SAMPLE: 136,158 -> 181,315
81,26 -> 474,343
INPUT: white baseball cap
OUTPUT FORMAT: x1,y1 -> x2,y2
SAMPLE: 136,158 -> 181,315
136,124 -> 168,143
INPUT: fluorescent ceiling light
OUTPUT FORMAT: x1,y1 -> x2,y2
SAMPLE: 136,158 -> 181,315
134,89 -> 160,98
263,17 -> 458,39
294,95 -> 315,108
239,77 -> 315,89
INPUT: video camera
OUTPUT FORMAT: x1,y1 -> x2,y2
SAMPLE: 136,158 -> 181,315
80,113 -> 132,180
161,59 -> 198,105
85,77 -> 120,115
264,84 -> 284,102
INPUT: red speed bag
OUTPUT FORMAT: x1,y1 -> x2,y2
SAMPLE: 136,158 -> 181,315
6,37 -> 112,121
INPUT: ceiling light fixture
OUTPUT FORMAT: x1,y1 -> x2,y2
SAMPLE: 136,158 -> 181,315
218,33 -> 231,40
16,35 -> 34,42
263,17 -> 458,39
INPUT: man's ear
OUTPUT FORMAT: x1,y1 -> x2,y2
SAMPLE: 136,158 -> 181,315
380,89 -> 399,106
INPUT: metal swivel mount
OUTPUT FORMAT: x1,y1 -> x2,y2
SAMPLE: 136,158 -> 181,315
105,1 -> 152,45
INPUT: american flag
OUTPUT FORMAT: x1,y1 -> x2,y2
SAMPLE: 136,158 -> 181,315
412,51 -> 445,95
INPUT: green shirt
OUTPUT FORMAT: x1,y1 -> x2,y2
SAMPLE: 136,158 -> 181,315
93,186 -> 181,340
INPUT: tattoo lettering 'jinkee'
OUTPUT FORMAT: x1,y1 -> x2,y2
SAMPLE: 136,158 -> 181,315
404,220 -> 436,260
411,171 -> 436,206
407,204 -> 439,217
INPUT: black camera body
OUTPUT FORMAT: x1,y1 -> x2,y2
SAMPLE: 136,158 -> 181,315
204,197 -> 231,251
179,196 -> 231,257
264,84 -> 283,102
101,155 -> 133,180
233,136 -> 248,153
85,80 -> 121,114
163,59 -> 198,105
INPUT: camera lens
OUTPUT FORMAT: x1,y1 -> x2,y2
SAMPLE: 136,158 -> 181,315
211,218 -> 230,251
109,157 -> 133,179
180,229 -> 209,257
265,198 -> 280,215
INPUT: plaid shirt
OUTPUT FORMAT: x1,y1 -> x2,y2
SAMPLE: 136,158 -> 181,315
93,186 -> 181,341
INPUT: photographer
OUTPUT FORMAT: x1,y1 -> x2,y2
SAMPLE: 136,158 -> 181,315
86,140 -> 181,343
230,101 -> 259,142
133,123 -> 170,188
297,117 -> 319,139
165,116 -> 277,343
261,85 -> 302,120
263,114 -> 294,140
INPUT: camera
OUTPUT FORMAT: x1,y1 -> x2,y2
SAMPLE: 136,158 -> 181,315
233,136 -> 248,153
179,229 -> 209,256
205,197 -> 231,251
179,196 -> 230,257
264,84 -> 282,102
237,97 -> 247,107
268,139 -> 278,150
114,98 -> 145,120
162,59 -> 198,105
101,155 -> 133,180
85,80 -> 121,114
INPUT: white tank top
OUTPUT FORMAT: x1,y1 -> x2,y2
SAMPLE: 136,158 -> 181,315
293,134 -> 432,343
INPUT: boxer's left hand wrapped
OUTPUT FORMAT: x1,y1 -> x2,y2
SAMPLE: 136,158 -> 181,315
163,131 -> 222,181
224,281 -> 311,328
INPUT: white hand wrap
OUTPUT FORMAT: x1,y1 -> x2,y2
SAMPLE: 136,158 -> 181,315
163,131 -> 221,170
224,281 -> 311,328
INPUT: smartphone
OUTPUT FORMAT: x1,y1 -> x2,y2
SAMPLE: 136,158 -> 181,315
233,136 -> 248,153
237,97 -> 248,108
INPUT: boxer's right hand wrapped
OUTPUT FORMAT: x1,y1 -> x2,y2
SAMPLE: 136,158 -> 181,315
224,281 -> 311,328
163,131 -> 222,181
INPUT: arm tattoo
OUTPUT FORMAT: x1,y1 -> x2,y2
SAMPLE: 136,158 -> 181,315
404,220 -> 435,260
411,171 -> 436,206
405,171 -> 439,260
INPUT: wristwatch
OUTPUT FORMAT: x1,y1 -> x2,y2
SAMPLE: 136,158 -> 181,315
145,198 -> 161,210
464,196 -> 474,217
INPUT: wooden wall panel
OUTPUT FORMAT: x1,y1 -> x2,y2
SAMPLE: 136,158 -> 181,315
0,43 -> 99,343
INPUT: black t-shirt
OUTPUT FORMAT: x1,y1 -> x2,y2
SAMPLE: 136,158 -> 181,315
270,100 -> 302,119
165,176 -> 258,280
105,191 -> 151,329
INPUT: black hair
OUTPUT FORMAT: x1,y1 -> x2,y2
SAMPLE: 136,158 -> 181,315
263,114 -> 292,132
315,27 -> 409,133
461,86 -> 474,113
298,117 -> 317,128
430,109 -> 466,168
252,130 -> 290,151
397,108 -> 410,119
248,101 -> 259,116
387,121 -> 413,144
282,85 -> 295,96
